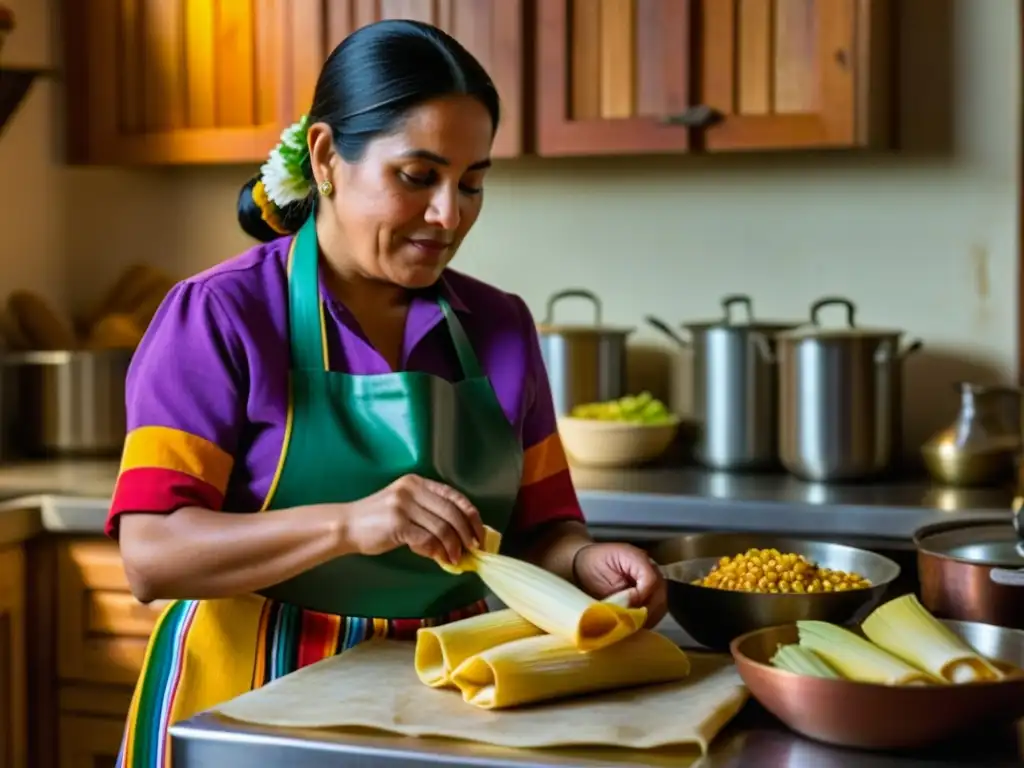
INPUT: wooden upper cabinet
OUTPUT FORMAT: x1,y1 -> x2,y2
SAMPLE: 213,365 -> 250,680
537,0 -> 695,155
536,0 -> 892,156
698,0 -> 892,151
64,0 -> 315,164
297,1 -> 525,158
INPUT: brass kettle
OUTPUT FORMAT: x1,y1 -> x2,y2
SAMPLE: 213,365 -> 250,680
921,382 -> 1022,488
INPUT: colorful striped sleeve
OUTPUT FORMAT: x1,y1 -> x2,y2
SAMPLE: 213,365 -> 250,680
106,281 -> 247,539
510,299 -> 586,536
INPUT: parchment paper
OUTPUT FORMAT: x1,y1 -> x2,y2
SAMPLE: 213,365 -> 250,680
214,639 -> 749,753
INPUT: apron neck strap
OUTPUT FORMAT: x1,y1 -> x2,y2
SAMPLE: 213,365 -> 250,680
288,214 -> 485,379
439,296 -> 483,379
288,215 -> 325,372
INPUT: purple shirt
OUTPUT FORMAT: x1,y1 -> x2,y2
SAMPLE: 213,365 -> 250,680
107,236 -> 583,538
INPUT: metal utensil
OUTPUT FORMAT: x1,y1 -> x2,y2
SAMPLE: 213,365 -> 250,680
650,533 -> 900,650
914,518 -> 1024,628
646,294 -> 800,471
730,619 -> 1024,750
773,297 -> 923,482
536,289 -> 633,417
921,382 -> 1022,487
0,349 -> 132,457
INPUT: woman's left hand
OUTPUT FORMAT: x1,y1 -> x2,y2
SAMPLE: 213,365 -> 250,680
572,542 -> 667,628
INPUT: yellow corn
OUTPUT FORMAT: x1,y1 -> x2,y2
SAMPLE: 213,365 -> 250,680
437,527 -> 646,651
414,589 -> 636,688
797,620 -> 939,685
770,643 -> 841,679
861,594 -> 1005,683
449,629 -> 691,709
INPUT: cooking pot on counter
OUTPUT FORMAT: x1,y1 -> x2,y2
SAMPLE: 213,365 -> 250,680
536,289 -> 633,416
0,349 -> 132,457
913,517 -> 1024,630
773,297 -> 922,482
647,294 -> 801,471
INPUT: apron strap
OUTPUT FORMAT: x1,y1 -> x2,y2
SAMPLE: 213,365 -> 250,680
439,297 -> 484,379
288,215 -> 327,372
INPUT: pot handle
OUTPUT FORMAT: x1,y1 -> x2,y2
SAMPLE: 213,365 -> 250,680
809,297 -> 857,328
544,289 -> 602,325
989,568 -> 1024,587
645,315 -> 690,348
721,294 -> 754,324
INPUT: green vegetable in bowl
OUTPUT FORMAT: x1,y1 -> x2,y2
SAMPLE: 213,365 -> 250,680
570,392 -> 674,425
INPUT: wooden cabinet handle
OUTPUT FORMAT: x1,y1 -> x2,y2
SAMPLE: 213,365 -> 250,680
660,105 -> 724,128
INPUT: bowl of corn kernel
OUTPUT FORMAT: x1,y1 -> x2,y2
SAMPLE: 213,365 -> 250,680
650,533 -> 901,650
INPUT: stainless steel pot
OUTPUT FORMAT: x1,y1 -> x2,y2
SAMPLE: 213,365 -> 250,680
647,295 -> 801,471
536,289 -> 633,416
774,297 -> 922,482
0,349 -> 132,457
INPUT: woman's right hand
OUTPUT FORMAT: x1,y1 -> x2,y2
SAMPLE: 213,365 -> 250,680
340,474 -> 486,564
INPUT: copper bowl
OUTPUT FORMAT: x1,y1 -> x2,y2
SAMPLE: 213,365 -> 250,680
730,619 -> 1024,750
652,534 -> 901,650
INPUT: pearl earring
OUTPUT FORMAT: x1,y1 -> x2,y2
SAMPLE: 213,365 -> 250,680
318,180 -> 334,196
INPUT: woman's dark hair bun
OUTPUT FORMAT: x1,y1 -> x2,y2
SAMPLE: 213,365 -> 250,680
237,19 -> 500,242
236,176 -> 310,244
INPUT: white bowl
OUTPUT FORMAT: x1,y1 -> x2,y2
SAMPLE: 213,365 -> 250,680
557,415 -> 680,468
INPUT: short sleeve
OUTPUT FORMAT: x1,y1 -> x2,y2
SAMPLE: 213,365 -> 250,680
508,296 -> 586,537
106,281 -> 248,539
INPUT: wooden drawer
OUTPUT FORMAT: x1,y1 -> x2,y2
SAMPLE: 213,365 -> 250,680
59,715 -> 124,768
57,541 -> 169,686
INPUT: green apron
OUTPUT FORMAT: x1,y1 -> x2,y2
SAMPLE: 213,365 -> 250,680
256,214 -> 524,617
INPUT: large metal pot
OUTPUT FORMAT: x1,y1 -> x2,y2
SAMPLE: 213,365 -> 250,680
536,289 -> 633,416
0,349 -> 132,457
913,518 -> 1024,630
774,297 -> 922,482
647,295 -> 801,470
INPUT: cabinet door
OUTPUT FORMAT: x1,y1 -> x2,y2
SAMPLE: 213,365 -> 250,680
697,0 -> 892,151
537,0 -> 696,156
0,547 -> 25,768
292,1 -> 524,158
64,0 -> 316,164
58,716 -> 124,768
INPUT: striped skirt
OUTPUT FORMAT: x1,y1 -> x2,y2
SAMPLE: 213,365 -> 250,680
115,594 -> 488,768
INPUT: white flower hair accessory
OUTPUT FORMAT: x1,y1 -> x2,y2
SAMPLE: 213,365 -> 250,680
259,115 -> 313,208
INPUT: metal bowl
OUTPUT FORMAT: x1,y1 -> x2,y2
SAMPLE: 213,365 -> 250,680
650,534 -> 901,650
730,619 -> 1024,750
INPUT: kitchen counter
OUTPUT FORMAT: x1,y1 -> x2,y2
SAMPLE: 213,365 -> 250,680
170,709 -> 1024,767
169,624 -> 1023,767
0,459 -> 1013,544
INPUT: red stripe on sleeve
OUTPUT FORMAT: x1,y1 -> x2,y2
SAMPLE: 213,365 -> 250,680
106,466 -> 226,538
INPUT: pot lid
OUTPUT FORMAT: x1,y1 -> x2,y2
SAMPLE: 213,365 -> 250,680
914,520 -> 1024,568
536,288 -> 634,336
775,296 -> 906,341
678,293 -> 802,333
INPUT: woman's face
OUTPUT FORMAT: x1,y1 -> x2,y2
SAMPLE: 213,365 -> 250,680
310,95 -> 494,290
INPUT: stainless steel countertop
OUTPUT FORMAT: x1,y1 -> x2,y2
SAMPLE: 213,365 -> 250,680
0,459 -> 1014,545
573,465 -> 1015,544
169,623 -> 1023,768
170,703 -> 1023,767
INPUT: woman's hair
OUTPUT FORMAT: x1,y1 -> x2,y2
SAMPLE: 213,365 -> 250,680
238,19 -> 501,243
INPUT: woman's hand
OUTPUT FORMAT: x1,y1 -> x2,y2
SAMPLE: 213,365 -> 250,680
340,474 -> 486,564
572,542 -> 667,628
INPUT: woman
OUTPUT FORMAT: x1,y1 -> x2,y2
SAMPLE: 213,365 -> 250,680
109,19 -> 666,768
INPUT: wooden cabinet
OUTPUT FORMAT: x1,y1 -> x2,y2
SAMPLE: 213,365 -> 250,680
536,0 -> 893,156
63,0 -> 315,164
306,1 -> 526,159
0,547 -> 26,768
64,0 -> 525,164
25,539 -> 159,768
64,0 -> 893,164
